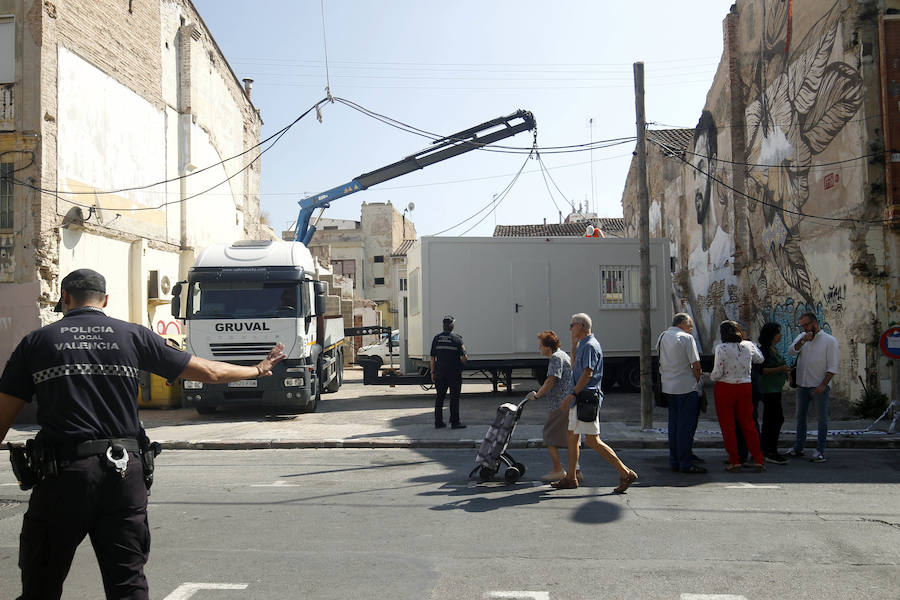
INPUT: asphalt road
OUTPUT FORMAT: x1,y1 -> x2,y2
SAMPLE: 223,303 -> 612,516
2,447 -> 898,599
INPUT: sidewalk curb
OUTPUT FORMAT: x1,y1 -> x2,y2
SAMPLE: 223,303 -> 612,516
157,438 -> 900,451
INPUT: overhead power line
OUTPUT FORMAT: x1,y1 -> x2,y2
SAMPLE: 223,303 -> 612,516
647,137 -> 890,225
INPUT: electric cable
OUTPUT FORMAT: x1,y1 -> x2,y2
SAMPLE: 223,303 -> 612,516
648,136 -> 891,225
320,0 -> 332,99
334,96 -> 635,154
7,97 -> 329,198
429,150 -> 532,236
457,151 -> 533,236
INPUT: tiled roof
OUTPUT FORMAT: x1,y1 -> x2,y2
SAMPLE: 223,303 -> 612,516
391,239 -> 416,256
493,218 -> 625,238
646,128 -> 694,156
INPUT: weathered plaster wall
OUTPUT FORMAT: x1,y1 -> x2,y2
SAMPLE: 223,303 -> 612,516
622,0 -> 895,402
0,0 -> 263,370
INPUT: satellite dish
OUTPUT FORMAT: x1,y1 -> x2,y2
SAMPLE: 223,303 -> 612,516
407,202 -> 415,211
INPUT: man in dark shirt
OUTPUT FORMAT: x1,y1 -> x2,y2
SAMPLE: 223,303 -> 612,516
429,315 -> 467,429
0,268 -> 286,600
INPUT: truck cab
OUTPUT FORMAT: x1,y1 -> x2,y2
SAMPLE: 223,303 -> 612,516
172,240 -> 344,414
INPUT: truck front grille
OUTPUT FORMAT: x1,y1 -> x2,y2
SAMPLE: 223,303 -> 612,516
209,341 -> 275,358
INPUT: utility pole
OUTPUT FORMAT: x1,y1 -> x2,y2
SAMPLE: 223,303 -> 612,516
634,62 -> 653,429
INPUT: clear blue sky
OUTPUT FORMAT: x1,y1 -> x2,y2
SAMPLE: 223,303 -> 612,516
192,0 -> 733,238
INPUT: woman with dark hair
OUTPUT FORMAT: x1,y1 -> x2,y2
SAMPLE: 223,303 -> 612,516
528,330 -> 574,482
757,322 -> 791,464
710,320 -> 766,471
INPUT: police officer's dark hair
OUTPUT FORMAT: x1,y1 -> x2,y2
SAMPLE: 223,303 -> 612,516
443,320 -> 454,332
67,289 -> 107,306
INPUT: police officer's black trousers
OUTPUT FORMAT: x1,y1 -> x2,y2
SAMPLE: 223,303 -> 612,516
434,372 -> 462,426
18,452 -> 149,600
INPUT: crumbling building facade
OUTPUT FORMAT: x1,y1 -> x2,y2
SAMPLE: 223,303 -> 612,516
0,0 -> 267,367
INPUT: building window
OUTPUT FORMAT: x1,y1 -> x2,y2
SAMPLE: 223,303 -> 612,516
600,268 -> 625,305
0,17 -> 13,84
399,278 -> 407,291
600,266 -> 656,308
332,259 -> 356,288
374,255 -> 384,263
374,277 -> 385,286
0,163 -> 12,229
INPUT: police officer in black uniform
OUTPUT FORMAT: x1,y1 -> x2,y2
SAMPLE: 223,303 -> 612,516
429,315 -> 467,429
0,268 -> 286,600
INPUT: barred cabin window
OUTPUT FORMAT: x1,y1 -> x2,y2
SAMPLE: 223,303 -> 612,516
600,268 -> 625,305
599,266 -> 657,308
0,163 -> 13,229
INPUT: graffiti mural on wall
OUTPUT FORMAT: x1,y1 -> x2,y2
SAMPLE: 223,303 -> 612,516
744,1 -> 862,305
763,298 -> 831,365
683,111 -> 738,351
155,319 -> 181,336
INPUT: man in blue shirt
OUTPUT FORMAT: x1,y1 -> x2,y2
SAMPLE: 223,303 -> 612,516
554,313 -> 638,493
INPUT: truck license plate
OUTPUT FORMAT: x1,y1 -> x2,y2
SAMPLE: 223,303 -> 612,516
228,379 -> 257,388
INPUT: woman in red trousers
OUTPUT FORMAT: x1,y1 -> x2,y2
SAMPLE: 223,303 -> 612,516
710,320 -> 766,472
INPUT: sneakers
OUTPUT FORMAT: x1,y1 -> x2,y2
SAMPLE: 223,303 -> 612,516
434,422 -> 446,429
765,453 -> 789,465
784,448 -> 805,458
809,451 -> 827,463
450,423 -> 467,430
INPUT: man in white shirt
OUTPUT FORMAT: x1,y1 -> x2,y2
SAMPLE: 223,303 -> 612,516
787,312 -> 839,462
658,313 -> 705,473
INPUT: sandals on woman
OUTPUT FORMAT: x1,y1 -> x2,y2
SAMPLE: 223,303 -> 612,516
613,469 -> 638,494
725,463 -> 742,472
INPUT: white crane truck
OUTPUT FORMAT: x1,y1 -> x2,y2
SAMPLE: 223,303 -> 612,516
171,240 -> 344,414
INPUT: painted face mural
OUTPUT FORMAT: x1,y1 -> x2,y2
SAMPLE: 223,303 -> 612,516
692,111 -> 718,253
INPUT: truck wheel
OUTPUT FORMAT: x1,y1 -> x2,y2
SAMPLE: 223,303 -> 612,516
326,353 -> 342,393
532,366 -> 547,385
196,406 -> 216,415
617,360 -> 641,392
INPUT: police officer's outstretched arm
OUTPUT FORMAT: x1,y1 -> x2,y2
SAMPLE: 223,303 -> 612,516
180,343 -> 287,383
0,392 -> 26,444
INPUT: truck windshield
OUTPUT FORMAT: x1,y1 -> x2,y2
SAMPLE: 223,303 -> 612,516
187,282 -> 300,319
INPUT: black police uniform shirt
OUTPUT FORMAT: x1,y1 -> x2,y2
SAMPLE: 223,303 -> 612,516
0,307 -> 191,442
430,332 -> 465,375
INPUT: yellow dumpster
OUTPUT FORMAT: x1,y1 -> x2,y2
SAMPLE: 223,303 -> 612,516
137,335 -> 184,409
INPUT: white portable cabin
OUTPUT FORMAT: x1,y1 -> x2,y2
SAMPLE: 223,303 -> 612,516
404,236 -> 671,386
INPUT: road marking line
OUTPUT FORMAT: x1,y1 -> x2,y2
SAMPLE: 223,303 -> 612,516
250,480 -> 300,487
487,592 -> 550,600
162,582 -> 249,600
725,482 -> 781,489
681,594 -> 748,599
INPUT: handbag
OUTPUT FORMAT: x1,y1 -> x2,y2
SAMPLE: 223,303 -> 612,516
575,388 -> 600,422
789,366 -> 797,388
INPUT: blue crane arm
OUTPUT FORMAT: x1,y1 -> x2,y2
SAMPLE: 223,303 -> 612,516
294,109 -> 536,245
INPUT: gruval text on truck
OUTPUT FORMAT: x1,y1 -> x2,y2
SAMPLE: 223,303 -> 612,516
171,240 -> 344,414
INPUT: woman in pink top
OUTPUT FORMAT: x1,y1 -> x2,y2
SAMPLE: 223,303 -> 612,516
710,320 -> 765,472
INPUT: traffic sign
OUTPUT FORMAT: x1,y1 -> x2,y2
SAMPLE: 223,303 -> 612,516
879,326 -> 900,359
